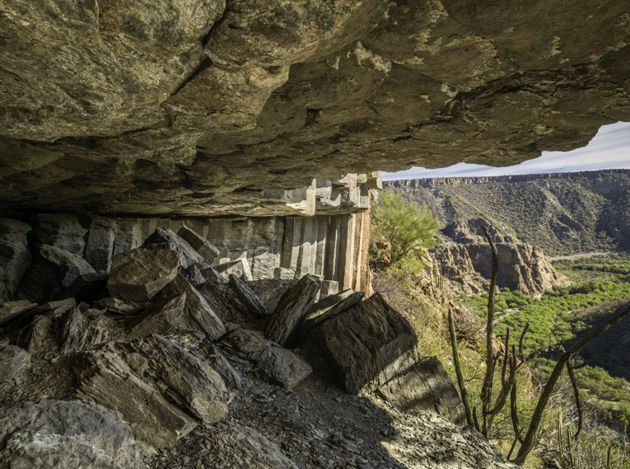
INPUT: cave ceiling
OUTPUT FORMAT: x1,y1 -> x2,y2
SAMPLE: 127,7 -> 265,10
1,0 -> 629,216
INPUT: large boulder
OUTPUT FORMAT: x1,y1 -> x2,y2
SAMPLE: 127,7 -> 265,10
0,218 -> 31,302
312,293 -> 419,394
377,357 -> 465,425
143,228 -> 206,269
265,275 -> 320,346
158,274 -> 227,340
33,213 -> 87,256
17,244 -> 95,303
223,328 -> 312,389
0,400 -> 144,469
177,225 -> 220,263
73,335 -> 229,450
300,289 -> 364,334
229,274 -> 269,317
107,248 -> 179,302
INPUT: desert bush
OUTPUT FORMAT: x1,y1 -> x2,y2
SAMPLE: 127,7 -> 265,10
371,188 -> 438,270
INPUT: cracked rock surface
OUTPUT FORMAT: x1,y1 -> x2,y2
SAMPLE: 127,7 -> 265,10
1,1 -> 629,216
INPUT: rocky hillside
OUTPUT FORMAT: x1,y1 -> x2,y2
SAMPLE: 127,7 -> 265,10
0,216 -> 515,469
387,170 -> 630,256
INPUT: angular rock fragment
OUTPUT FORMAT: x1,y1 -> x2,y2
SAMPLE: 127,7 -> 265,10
257,344 -> 313,389
73,336 -> 229,449
158,274 -> 227,340
130,294 -> 189,338
177,225 -> 220,263
107,248 -> 179,302
265,275 -> 319,346
17,244 -> 95,303
229,274 -> 269,316
0,299 -> 36,326
274,267 -> 295,280
319,280 -> 339,298
94,297 -> 147,316
85,216 -> 117,273
12,298 -> 77,354
192,341 -> 243,390
177,421 -> 298,469
0,218 -> 31,302
199,265 -> 226,284
183,263 -> 207,286
33,213 -> 87,256
215,258 -> 254,281
58,307 -> 113,354
378,357 -> 465,425
143,227 -> 206,269
0,400 -> 144,469
312,293 -> 418,393
223,328 -> 311,389
0,345 -> 30,383
301,289 -> 364,333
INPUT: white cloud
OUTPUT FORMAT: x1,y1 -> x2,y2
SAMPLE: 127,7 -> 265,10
382,121 -> 630,180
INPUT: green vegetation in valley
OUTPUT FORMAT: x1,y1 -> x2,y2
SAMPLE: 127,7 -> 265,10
460,257 -> 630,432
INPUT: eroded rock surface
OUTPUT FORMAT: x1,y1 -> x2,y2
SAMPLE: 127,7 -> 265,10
0,400 -> 144,469
1,2 -> 629,216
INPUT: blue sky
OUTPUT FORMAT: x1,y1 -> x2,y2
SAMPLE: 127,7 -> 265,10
382,121 -> 630,180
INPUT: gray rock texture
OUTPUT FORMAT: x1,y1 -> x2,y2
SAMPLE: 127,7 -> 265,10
107,248 -> 180,302
0,400 -> 144,469
312,293 -> 419,394
73,335 -> 229,449
265,274 -> 320,346
0,345 -> 30,384
378,357 -> 465,425
1,2 -> 629,216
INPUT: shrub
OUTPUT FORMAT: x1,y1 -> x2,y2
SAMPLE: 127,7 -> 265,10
371,189 -> 439,269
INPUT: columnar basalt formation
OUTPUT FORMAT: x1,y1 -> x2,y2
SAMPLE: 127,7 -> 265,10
1,1 -> 629,216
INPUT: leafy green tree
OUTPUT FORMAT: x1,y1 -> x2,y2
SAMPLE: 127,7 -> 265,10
372,188 -> 439,267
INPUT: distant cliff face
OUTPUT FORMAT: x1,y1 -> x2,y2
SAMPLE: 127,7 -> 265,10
386,170 -> 630,256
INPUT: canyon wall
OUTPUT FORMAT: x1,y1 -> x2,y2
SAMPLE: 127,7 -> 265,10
387,170 -> 630,256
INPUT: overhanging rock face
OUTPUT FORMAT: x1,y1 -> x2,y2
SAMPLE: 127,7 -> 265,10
1,1 -> 629,216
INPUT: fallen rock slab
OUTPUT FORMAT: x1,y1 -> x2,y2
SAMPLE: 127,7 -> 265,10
73,335 -> 229,450
143,227 -> 206,269
215,258 -> 254,281
229,274 -> 269,316
0,399 -> 144,469
223,328 -> 311,389
265,275 -> 319,346
0,300 -> 36,326
312,293 -> 418,394
0,345 -> 30,383
107,248 -> 179,302
301,289 -> 364,333
159,274 -> 227,340
17,244 -> 95,303
378,357 -> 465,425
177,225 -> 220,263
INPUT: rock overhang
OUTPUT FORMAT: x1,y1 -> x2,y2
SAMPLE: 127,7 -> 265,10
0,0 -> 629,216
